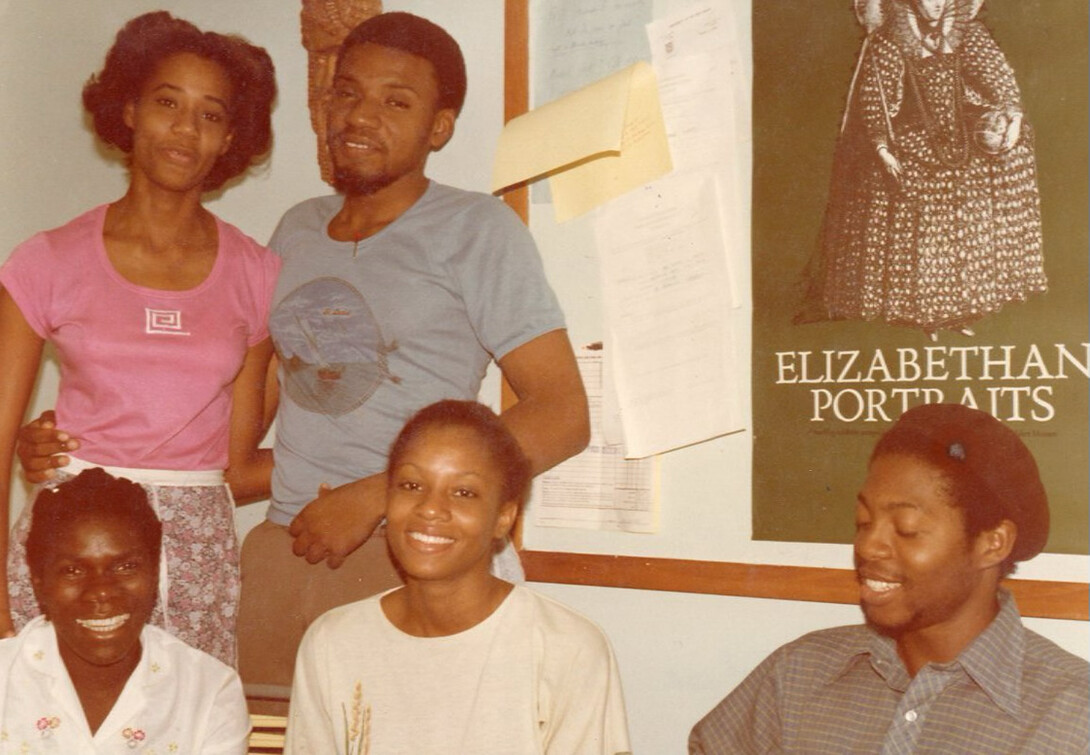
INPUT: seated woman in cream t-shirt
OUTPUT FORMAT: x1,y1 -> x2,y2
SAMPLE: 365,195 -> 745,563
285,400 -> 631,754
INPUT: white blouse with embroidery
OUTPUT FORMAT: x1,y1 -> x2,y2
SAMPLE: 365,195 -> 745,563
0,617 -> 249,754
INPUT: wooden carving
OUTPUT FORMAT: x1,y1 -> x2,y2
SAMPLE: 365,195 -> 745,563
301,0 -> 382,184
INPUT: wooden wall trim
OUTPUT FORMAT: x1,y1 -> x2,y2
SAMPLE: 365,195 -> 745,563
502,0 -> 530,547
502,0 -> 530,223
520,550 -> 1089,621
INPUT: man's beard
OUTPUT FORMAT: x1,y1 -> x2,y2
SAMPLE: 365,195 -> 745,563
332,165 -> 397,197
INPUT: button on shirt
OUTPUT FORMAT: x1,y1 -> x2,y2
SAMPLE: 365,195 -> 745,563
689,591 -> 1089,754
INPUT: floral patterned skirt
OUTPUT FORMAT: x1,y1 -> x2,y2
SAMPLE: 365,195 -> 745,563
7,462 -> 240,667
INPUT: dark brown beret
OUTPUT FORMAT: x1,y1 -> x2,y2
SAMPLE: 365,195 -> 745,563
873,403 -> 1049,562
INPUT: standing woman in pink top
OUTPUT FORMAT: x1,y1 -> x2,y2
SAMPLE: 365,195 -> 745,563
0,12 -> 280,666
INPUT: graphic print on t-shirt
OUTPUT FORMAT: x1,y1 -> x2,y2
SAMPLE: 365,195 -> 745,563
270,277 -> 398,416
145,308 -> 190,336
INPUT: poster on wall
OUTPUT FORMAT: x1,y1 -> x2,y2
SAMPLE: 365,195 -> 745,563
751,0 -> 1088,553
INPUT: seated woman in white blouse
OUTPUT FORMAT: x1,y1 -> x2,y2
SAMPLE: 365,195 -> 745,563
0,469 -> 249,753
285,400 -> 631,754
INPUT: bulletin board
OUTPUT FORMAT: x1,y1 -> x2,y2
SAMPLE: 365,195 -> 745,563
502,0 -> 1086,621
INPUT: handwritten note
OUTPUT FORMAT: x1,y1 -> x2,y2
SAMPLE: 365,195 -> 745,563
532,0 -> 652,105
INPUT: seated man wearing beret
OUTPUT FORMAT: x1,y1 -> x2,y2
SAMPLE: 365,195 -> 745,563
690,403 -> 1089,754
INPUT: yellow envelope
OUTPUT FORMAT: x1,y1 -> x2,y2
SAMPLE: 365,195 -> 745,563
492,61 -> 672,222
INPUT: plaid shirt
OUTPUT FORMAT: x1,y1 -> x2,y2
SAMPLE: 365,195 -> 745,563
690,591 -> 1089,754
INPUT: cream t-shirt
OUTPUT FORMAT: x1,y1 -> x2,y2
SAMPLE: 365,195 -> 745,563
286,585 -> 630,754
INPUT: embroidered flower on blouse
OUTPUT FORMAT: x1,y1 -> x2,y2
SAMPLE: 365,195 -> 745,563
36,716 -> 60,737
123,727 -> 147,748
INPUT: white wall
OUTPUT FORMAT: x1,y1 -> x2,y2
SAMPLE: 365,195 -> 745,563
2,3 -> 1086,754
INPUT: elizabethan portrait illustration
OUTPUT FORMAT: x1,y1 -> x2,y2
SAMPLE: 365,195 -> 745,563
796,0 -> 1046,339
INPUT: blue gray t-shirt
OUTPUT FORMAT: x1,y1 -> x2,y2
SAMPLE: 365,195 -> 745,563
266,182 -> 564,523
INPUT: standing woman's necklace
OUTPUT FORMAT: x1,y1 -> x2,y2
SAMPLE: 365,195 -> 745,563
352,232 -> 363,258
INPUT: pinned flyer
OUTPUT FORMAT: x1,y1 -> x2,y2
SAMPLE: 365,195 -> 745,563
492,61 -> 672,222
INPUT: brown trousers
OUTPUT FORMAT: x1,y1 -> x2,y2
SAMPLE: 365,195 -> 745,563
236,520 -> 402,701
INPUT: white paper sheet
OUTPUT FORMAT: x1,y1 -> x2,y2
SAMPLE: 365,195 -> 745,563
647,1 -> 750,302
595,171 -> 744,458
536,345 -> 658,532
